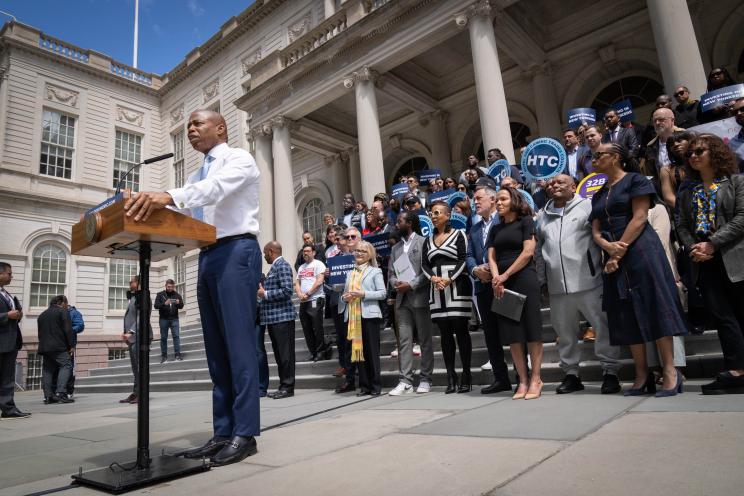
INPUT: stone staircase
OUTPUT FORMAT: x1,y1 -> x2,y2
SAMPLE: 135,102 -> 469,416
76,306 -> 726,393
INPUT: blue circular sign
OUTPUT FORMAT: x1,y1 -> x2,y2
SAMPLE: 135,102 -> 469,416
447,191 -> 468,209
419,215 -> 434,237
520,137 -> 567,182
487,159 -> 510,181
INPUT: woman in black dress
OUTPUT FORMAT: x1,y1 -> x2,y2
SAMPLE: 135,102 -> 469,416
590,142 -> 688,397
422,201 -> 473,393
676,134 -> 744,394
486,187 -> 544,400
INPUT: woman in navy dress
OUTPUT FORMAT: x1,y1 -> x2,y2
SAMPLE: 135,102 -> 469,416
589,143 -> 688,397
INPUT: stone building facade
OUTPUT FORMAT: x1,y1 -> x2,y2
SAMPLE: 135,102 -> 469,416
1,0 -> 743,386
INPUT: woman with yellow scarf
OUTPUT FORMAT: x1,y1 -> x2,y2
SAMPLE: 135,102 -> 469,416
339,241 -> 387,396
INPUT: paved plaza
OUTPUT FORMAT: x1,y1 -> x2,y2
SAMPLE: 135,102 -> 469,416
1,383 -> 743,496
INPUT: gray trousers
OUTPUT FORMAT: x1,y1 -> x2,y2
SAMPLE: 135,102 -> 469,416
396,304 -> 434,385
41,351 -> 72,398
127,342 -> 139,393
550,288 -> 621,376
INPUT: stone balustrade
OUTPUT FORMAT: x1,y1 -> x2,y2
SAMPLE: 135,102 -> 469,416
38,35 -> 89,64
282,10 -> 348,68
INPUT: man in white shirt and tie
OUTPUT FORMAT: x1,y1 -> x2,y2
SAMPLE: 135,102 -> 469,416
0,262 -> 30,419
125,110 -> 261,466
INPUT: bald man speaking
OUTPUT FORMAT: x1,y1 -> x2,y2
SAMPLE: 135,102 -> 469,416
125,110 -> 261,466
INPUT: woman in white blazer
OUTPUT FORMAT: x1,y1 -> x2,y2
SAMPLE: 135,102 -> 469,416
339,241 -> 387,396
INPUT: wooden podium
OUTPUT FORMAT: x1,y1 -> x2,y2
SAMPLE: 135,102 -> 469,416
70,193 -> 215,492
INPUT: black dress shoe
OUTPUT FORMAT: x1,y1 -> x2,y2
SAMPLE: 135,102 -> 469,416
370,391 -> 381,397
600,374 -> 622,394
1,410 -> 31,419
481,381 -> 512,394
335,382 -> 355,394
356,390 -> 371,397
57,393 -> 75,403
701,372 -> 744,395
556,374 -> 584,394
211,436 -> 257,466
321,346 -> 333,361
44,396 -> 59,404
269,389 -> 294,399
177,435 -> 230,459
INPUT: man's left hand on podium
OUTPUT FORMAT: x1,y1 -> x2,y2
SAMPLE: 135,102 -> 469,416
124,192 -> 174,222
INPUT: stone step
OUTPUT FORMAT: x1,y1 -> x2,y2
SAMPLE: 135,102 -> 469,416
74,352 -> 726,394
89,331 -> 722,380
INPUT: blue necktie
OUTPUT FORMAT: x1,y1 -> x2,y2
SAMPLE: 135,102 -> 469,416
192,155 -> 214,222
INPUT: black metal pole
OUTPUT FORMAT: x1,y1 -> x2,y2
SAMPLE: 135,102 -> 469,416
136,241 -> 151,469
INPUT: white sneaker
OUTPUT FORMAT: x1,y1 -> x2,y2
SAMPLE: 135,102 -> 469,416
388,382 -> 414,396
481,360 -> 492,371
390,348 -> 399,358
416,381 -> 431,394
412,344 -> 421,356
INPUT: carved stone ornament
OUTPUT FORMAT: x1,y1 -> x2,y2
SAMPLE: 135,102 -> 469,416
342,66 -> 380,89
170,104 -> 184,124
271,115 -> 295,130
468,0 -> 494,18
45,84 -> 79,108
288,12 -> 312,43
116,106 -> 144,127
202,79 -> 220,103
241,48 -> 262,76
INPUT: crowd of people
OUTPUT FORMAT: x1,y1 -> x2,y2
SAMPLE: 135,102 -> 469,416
253,66 -> 744,401
1,75 -> 743,463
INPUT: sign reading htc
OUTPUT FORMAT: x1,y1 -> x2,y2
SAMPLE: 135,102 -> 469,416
520,137 -> 567,182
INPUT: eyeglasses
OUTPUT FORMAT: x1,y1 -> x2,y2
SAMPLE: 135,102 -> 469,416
685,147 -> 708,158
430,210 -> 446,216
345,235 -> 358,240
592,151 -> 613,159
353,250 -> 368,256
674,90 -> 686,97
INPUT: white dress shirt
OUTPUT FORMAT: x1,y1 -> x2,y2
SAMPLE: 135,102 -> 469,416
167,142 -> 260,239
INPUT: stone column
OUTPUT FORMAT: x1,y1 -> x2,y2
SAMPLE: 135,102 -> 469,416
271,116 -> 298,258
530,63 -> 563,138
324,0 -> 337,18
345,67 -> 387,203
327,153 -> 348,216
464,1 -> 515,163
421,110 -> 453,178
346,146 -> 363,202
646,0 -> 707,98
252,126 -> 274,248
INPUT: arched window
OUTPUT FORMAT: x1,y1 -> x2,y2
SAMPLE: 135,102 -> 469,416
510,122 -> 531,150
393,156 -> 428,183
108,259 -> 138,310
302,198 -> 324,243
30,243 -> 67,307
591,76 -> 664,114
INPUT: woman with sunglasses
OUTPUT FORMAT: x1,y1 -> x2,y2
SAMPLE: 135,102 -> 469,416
422,201 -> 473,393
659,131 -> 696,208
589,143 -> 687,397
676,134 -> 744,395
338,241 -> 387,396
699,67 -> 738,124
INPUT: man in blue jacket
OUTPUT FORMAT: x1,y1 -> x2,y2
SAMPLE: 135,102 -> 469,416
65,303 -> 84,397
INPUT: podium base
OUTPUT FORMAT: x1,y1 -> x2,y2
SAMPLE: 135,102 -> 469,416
72,455 -> 209,494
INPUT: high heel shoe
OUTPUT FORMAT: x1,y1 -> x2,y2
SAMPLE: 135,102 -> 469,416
624,374 -> 657,396
654,370 -> 683,397
524,380 -> 543,400
457,371 -> 472,393
445,373 -> 458,394
512,383 -> 528,400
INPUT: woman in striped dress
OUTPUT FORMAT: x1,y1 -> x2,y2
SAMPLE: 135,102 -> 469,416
422,201 -> 473,393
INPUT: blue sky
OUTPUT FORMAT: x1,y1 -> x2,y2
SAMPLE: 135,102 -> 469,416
1,0 -> 255,74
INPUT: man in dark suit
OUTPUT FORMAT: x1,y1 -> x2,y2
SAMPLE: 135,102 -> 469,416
466,183 -> 512,394
0,262 -> 30,418
602,109 -> 639,159
37,295 -> 74,404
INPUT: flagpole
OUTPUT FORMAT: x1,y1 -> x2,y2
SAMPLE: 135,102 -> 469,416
133,0 -> 139,68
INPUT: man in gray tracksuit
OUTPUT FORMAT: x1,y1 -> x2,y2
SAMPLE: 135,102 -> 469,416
535,174 -> 621,394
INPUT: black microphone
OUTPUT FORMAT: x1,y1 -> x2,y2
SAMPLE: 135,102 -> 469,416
115,153 -> 175,196
143,152 -> 174,164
